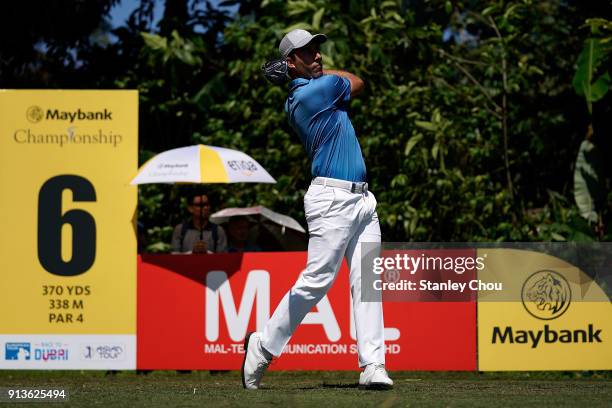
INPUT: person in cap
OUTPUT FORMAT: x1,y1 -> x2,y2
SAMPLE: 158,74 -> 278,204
226,216 -> 262,253
242,29 -> 392,390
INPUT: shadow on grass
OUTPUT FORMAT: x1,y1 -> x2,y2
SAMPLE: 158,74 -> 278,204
298,383 -> 391,391
297,382 -> 358,390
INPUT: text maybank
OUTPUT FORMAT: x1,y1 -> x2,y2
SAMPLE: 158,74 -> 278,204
477,249 -> 611,370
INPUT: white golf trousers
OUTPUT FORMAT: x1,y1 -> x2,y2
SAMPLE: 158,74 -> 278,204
261,181 -> 385,367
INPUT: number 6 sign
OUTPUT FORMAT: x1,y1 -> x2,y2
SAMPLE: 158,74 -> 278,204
38,175 -> 97,277
0,90 -> 138,370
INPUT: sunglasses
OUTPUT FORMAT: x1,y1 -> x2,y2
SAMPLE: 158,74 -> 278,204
190,202 -> 210,207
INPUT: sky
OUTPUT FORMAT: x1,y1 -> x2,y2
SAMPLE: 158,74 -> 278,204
109,0 -> 164,28
109,0 -> 238,29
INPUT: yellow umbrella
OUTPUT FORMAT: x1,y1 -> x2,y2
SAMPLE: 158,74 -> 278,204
130,144 -> 275,185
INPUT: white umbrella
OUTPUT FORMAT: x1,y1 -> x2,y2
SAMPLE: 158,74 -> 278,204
130,144 -> 275,185
211,206 -> 305,233
211,206 -> 307,251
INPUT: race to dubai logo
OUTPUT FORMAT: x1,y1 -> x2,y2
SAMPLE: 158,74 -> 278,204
521,270 -> 571,320
26,106 -> 44,123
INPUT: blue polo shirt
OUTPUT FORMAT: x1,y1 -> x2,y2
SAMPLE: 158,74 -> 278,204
285,75 -> 367,183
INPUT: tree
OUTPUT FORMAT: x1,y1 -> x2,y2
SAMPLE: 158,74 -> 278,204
0,0 -> 119,87
4,0 -> 611,249
572,12 -> 612,239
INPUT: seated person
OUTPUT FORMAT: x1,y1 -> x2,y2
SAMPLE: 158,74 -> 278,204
226,216 -> 262,253
171,192 -> 227,253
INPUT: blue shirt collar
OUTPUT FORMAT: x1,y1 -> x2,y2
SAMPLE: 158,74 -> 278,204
288,77 -> 309,92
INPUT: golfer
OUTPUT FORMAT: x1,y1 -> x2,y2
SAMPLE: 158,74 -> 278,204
242,29 -> 392,389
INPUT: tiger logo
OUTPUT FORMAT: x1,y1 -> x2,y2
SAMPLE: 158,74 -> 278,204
521,270 -> 571,320
26,105 -> 44,123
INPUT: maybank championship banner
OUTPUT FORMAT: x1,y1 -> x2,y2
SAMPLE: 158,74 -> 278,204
0,90 -> 138,369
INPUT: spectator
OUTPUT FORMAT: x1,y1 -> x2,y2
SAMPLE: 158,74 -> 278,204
226,216 -> 262,253
171,192 -> 227,254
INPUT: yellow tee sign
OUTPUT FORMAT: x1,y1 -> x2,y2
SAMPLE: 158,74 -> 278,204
0,90 -> 137,369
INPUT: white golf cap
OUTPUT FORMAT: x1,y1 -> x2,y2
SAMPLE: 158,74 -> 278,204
279,29 -> 327,59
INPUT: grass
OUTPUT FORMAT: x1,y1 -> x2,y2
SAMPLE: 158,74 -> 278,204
0,370 -> 610,407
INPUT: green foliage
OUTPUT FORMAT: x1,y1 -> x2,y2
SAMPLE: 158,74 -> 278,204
127,0 -> 609,246
527,191 -> 596,242
573,39 -> 611,113
141,31 -> 203,66
571,13 -> 611,233
12,0 -> 609,246
574,140 -> 605,224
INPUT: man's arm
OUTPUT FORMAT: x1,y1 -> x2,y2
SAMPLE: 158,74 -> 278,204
170,224 -> 182,252
323,69 -> 365,97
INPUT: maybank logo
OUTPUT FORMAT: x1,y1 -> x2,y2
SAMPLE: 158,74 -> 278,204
521,270 -> 571,320
26,106 -> 44,123
25,107 -> 113,123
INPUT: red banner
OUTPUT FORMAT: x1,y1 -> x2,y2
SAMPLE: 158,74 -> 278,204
137,253 -> 476,370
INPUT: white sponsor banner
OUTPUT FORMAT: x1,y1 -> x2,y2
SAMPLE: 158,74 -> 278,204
0,335 -> 135,370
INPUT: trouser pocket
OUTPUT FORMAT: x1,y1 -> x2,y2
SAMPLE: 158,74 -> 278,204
304,185 -> 336,224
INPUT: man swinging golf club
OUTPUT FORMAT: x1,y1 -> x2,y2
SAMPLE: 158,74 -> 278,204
243,29 -> 392,390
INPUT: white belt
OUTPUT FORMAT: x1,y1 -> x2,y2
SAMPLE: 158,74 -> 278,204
311,177 -> 368,194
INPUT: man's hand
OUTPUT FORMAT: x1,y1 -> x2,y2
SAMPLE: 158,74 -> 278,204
323,69 -> 365,97
192,240 -> 208,254
262,59 -> 289,85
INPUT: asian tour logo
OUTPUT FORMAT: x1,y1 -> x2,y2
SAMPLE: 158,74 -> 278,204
26,106 -> 44,123
521,270 -> 571,320
82,345 -> 125,361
